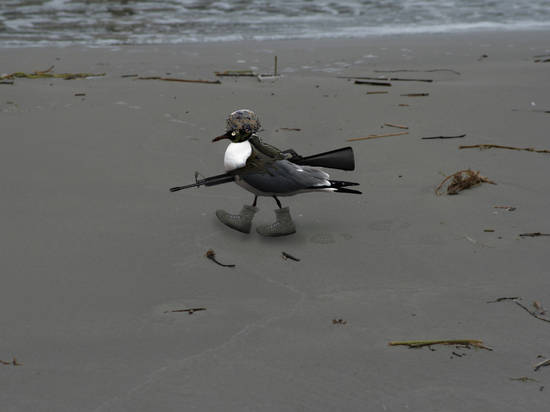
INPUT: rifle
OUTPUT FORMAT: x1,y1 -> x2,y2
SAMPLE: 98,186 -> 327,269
169,146 -> 355,193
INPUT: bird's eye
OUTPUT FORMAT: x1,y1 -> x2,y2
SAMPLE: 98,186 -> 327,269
231,131 -> 237,137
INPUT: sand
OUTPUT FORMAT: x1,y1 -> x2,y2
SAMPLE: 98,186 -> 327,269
1,31 -> 550,411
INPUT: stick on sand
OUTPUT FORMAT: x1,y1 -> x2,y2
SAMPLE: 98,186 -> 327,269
347,131 -> 408,142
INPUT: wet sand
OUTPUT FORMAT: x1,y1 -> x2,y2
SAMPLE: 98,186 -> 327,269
1,31 -> 550,411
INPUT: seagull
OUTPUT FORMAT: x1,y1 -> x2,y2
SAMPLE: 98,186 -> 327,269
212,109 -> 361,236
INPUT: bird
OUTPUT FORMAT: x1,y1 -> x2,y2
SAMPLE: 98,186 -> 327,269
211,109 -> 361,236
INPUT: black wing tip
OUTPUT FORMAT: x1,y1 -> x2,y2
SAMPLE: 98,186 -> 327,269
328,180 -> 360,188
335,187 -> 362,194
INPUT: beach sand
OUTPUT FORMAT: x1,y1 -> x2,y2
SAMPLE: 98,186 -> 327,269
1,31 -> 550,411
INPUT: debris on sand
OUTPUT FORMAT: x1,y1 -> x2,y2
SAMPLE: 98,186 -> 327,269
533,54 -> 550,63
422,134 -> 466,140
519,232 -> 550,238
374,68 -> 461,75
215,70 -> 257,77
332,319 -> 347,325
384,123 -> 408,130
459,144 -> 550,154
282,251 -> 300,262
1,66 -> 105,80
347,131 -> 409,142
509,376 -> 537,383
205,249 -> 236,268
389,339 -> 492,350
164,308 -> 206,315
354,80 -> 392,87
435,169 -> 496,195
534,359 -> 550,371
339,75 -> 433,83
1,357 -> 22,366
494,206 -> 516,212
489,297 -> 550,323
400,93 -> 429,97
138,76 -> 220,84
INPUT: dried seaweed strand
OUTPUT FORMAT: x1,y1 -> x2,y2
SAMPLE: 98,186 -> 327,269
1,358 -> 22,366
519,232 -> 550,237
205,249 -> 235,267
164,307 -> 206,314
339,76 -> 433,82
215,70 -> 256,77
138,77 -> 221,84
435,169 -> 496,195
282,251 -> 300,261
460,144 -> 550,154
389,340 -> 492,350
422,134 -> 466,140
400,93 -> 429,97
384,123 -> 408,129
354,80 -> 392,86
514,300 -> 550,323
374,69 -> 461,75
487,296 -> 520,303
510,377 -> 537,382
1,66 -> 104,80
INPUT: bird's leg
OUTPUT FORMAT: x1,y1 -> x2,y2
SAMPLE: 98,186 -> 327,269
252,195 -> 258,207
273,196 -> 282,209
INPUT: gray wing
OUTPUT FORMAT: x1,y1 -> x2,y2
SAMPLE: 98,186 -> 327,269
240,160 -> 330,194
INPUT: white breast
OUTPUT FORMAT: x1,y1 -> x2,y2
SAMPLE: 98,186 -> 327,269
224,141 -> 252,171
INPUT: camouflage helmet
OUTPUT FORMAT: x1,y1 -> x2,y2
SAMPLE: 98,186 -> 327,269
225,109 -> 261,136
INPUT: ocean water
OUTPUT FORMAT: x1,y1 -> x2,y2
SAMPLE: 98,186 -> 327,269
1,0 -> 549,47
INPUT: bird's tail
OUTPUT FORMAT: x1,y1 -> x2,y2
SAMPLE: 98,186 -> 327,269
314,180 -> 362,194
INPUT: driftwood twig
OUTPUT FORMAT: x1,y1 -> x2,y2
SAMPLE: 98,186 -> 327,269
347,131 -> 408,142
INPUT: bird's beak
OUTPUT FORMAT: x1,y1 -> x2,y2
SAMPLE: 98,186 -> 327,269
212,133 -> 229,142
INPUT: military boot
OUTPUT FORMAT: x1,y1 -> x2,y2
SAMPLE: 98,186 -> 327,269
216,205 -> 259,234
256,207 -> 296,237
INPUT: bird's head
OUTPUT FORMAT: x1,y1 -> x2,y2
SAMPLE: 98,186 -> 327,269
212,109 -> 261,143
